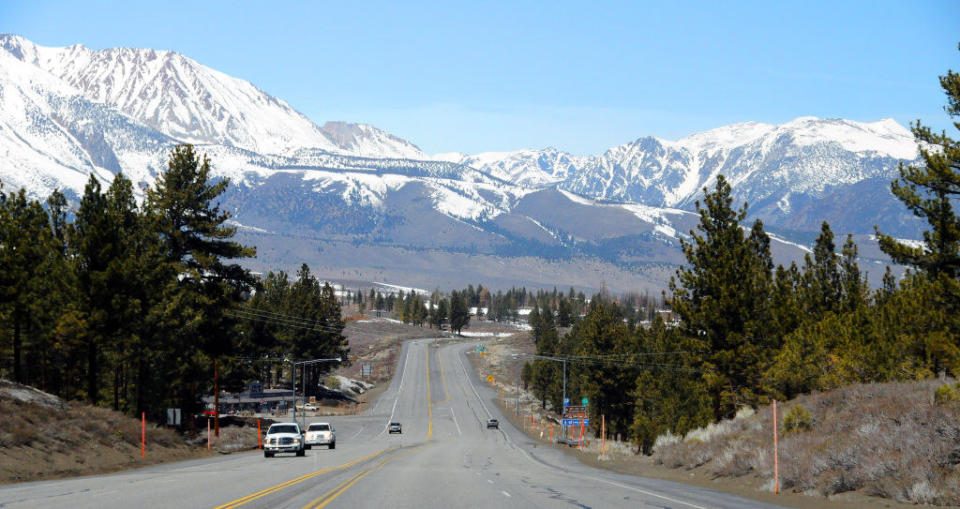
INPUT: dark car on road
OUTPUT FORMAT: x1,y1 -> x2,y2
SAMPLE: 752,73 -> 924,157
388,422 -> 402,434
487,419 -> 499,429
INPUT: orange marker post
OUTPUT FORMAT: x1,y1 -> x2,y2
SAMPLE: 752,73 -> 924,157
257,419 -> 262,450
579,418 -> 586,451
601,414 -> 606,457
550,423 -> 553,442
773,400 -> 779,494
207,418 -> 211,451
141,412 -> 145,458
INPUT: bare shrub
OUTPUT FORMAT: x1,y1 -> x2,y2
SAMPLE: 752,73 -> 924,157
652,380 -> 960,505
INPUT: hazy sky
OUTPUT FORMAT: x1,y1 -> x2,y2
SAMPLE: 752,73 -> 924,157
2,1 -> 957,154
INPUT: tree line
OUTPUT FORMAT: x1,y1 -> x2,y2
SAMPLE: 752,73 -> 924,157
0,145 -> 348,422
524,57 -> 960,452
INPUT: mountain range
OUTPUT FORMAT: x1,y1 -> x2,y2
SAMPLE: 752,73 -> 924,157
0,34 -> 922,292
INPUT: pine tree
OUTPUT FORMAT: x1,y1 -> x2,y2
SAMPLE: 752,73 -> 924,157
876,50 -> 960,279
802,222 -> 843,317
875,46 -> 960,369
145,145 -> 256,420
670,175 -> 775,419
449,290 -> 470,334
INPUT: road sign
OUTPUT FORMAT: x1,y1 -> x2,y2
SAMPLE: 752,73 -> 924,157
562,418 -> 589,427
563,398 -> 570,407
481,351 -> 486,357
582,397 -> 589,406
564,405 -> 587,417
361,364 -> 373,376
487,375 -> 494,383
475,345 -> 486,353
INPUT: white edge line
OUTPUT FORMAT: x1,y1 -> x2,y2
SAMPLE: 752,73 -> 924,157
453,342 -> 707,509
501,490 -> 511,498
378,342 -> 413,436
450,406 -> 462,436
349,425 -> 366,440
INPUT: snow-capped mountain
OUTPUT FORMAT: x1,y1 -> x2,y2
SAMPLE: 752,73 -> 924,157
319,122 -> 427,160
0,34 -> 922,291
456,117 -> 917,209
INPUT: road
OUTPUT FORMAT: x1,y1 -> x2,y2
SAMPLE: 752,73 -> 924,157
0,339 -> 784,508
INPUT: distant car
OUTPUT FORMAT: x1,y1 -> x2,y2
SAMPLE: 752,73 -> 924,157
487,419 -> 499,429
263,422 -> 305,457
304,403 -> 318,412
388,422 -> 402,434
305,422 -> 335,449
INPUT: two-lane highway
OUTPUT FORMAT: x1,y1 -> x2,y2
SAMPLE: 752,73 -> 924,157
0,339 -> 786,508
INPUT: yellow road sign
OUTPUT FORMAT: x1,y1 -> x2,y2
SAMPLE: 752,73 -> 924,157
487,375 -> 494,383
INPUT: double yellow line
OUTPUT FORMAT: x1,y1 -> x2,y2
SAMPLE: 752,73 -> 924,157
302,447 -> 419,509
218,341 -> 440,509
214,449 -> 389,509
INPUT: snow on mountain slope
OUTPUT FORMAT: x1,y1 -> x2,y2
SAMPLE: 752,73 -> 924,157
0,48 -> 171,197
320,122 -> 426,160
453,148 -> 586,187
0,34 -> 343,155
460,116 -> 919,211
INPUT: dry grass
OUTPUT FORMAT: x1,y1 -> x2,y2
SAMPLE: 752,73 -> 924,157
652,380 -> 960,505
0,386 -> 211,484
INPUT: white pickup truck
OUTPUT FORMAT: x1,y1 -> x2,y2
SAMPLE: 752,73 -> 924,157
305,422 -> 336,449
263,422 -> 305,457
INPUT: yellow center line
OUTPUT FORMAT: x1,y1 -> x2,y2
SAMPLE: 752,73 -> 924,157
214,448 -> 390,509
303,448 -> 419,509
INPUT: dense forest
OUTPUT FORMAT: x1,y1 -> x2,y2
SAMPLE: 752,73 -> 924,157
0,145 -> 347,423
523,58 -> 960,452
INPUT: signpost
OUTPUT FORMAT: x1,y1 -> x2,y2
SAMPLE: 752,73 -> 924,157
561,418 -> 590,427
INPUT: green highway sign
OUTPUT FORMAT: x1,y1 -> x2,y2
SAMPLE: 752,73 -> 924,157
582,397 -> 589,406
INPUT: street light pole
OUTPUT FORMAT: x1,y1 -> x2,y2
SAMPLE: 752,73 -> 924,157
292,357 -> 342,429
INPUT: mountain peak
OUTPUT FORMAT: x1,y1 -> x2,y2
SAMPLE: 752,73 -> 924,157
320,121 -> 425,160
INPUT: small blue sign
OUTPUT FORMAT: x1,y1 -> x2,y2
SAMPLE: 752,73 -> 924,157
563,398 -> 570,406
561,418 -> 590,427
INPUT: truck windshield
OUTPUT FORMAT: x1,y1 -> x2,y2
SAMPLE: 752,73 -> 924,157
268,425 -> 298,434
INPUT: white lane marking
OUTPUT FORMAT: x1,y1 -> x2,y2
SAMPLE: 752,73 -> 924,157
502,491 -> 511,498
93,490 -> 119,497
378,343 -> 413,436
456,346 -> 492,419
450,342 -> 707,509
487,479 -> 494,484
450,407 -> 462,436
349,425 -> 366,440
582,475 -> 708,509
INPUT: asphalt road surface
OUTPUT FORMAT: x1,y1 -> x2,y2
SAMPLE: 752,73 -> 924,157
0,339 -> 785,508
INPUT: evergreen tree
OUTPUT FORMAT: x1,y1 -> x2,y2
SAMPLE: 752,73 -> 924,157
145,145 -> 256,418
876,49 -> 960,280
670,175 -> 775,419
449,290 -> 470,334
802,222 -> 843,317
71,175 -> 112,403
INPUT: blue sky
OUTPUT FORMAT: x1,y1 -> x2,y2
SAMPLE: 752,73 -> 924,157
2,1 -> 957,154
